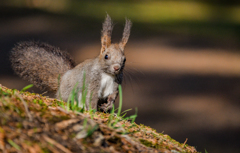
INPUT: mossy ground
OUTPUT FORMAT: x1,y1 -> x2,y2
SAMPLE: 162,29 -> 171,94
0,84 -> 197,153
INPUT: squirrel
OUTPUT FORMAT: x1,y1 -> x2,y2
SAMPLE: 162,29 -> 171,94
10,14 -> 132,112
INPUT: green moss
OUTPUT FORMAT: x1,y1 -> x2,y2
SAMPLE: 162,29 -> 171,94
46,115 -> 71,124
0,89 -> 10,97
14,107 -> 21,114
38,100 -> 43,105
140,139 -> 158,148
1,118 -> 7,125
0,127 -> 4,133
12,89 -> 17,94
6,89 -> 12,94
23,140 -> 33,146
42,147 -> 51,153
69,133 -> 76,139
139,136 -> 181,150
16,122 -> 23,128
33,99 -> 37,104
151,132 -> 160,139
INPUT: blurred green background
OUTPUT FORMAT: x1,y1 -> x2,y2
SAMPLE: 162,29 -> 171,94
1,0 -> 240,152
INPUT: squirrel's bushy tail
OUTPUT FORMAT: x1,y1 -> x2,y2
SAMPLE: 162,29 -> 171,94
10,41 -> 76,92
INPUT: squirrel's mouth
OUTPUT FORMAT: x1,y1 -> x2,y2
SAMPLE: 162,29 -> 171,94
105,67 -> 121,76
114,71 -> 120,75
109,71 -> 118,76
106,70 -> 119,76
113,68 -> 121,75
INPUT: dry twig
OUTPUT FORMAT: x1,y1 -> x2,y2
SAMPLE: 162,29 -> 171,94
16,93 -> 33,122
42,135 -> 72,153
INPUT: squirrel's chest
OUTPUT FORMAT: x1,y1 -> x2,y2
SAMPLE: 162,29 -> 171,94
98,73 -> 115,98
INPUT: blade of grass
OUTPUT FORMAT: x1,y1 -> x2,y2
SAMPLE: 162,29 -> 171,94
108,104 -> 115,127
21,84 -> 33,92
80,72 -> 87,112
87,124 -> 99,137
83,117 -> 87,127
121,108 -> 132,115
121,113 -> 127,118
124,108 -> 138,123
131,108 -> 138,123
71,82 -> 79,110
7,139 -> 21,151
117,85 -> 122,117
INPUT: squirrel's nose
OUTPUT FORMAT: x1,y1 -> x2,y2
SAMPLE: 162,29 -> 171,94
113,65 -> 120,71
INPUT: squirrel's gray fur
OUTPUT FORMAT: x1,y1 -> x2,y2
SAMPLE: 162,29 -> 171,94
10,41 -> 75,92
10,14 -> 132,111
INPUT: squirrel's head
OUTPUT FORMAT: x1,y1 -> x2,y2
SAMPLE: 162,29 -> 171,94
99,14 -> 131,75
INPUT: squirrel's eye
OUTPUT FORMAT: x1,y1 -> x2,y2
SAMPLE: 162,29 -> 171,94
105,54 -> 108,59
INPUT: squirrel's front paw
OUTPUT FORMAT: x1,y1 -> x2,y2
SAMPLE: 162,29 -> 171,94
99,99 -> 114,112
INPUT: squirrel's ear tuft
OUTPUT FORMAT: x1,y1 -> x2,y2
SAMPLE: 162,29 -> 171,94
119,18 -> 132,51
101,14 -> 113,54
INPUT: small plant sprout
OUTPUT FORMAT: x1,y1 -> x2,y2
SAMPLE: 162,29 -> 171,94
57,75 -> 66,108
21,84 -> 33,92
80,72 -> 87,112
124,108 -> 138,124
118,84 -> 138,123
108,104 -> 115,127
65,72 -> 92,113
106,84 -> 138,129
66,82 -> 80,112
